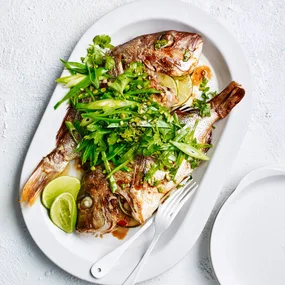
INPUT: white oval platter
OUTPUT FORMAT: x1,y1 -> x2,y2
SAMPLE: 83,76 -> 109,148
19,0 -> 252,283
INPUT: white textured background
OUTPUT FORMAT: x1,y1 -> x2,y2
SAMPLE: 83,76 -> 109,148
1,0 -> 285,284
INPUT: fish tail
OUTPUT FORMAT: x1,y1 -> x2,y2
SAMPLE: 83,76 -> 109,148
21,107 -> 78,205
21,157 -> 62,205
210,81 -> 245,118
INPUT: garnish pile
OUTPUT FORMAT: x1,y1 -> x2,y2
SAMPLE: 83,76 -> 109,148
55,35 -> 215,192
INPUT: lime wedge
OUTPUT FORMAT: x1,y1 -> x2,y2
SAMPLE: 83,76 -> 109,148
157,73 -> 177,96
50,192 -> 77,233
175,75 -> 193,106
42,176 -> 80,209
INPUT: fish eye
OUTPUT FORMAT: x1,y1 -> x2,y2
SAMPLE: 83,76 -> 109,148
81,196 -> 93,209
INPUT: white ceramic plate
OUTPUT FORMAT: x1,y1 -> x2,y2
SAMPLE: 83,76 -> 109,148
19,0 -> 251,283
211,165 -> 285,285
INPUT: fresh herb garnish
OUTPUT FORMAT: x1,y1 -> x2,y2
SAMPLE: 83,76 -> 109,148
55,35 -> 215,191
93,35 -> 114,49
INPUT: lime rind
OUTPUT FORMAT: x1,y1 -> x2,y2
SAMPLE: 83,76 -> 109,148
42,176 -> 80,209
50,192 -> 77,234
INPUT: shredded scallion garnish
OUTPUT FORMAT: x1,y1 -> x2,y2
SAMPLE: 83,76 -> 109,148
55,35 -> 216,191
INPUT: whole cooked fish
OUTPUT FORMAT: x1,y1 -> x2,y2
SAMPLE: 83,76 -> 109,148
21,30 -> 203,205
21,30 -> 245,236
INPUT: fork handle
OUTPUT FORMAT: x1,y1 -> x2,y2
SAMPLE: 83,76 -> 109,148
122,232 -> 161,285
90,217 -> 154,279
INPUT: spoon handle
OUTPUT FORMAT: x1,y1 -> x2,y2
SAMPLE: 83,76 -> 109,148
90,217 -> 154,279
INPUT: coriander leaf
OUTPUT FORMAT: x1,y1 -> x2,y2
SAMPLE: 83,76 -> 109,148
93,48 -> 104,65
108,74 -> 131,94
125,62 -> 145,75
153,131 -> 162,146
105,55 -> 115,70
93,35 -> 114,49
192,77 -> 217,117
156,120 -> 171,128
193,99 -> 211,117
107,132 -> 118,145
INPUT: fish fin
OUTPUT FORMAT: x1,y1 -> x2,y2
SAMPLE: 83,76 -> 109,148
21,147 -> 70,205
210,81 -> 245,118
21,159 -> 60,205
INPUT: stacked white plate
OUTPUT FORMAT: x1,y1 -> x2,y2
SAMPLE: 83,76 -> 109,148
211,164 -> 285,285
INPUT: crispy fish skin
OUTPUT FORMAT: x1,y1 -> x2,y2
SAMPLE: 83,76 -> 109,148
111,30 -> 203,76
76,81 -> 245,231
21,107 -> 80,205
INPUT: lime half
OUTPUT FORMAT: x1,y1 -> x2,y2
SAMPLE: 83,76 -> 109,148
157,73 -> 177,96
50,192 -> 77,233
42,176 -> 80,209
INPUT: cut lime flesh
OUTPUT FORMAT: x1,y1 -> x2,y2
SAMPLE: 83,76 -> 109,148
175,75 -> 193,106
50,192 -> 77,233
157,73 -> 177,96
157,73 -> 192,107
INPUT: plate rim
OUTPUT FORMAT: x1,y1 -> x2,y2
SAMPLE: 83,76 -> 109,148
210,164 -> 285,285
19,0 -> 252,283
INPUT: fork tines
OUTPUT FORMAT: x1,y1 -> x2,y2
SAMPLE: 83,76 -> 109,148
171,104 -> 193,113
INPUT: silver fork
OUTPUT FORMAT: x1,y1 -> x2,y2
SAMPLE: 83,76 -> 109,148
122,180 -> 198,285
171,103 -> 193,113
90,178 -> 196,279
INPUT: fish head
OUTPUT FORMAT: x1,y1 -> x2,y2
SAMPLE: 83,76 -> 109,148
143,30 -> 203,77
110,30 -> 203,107
76,169 -> 118,234
111,30 -> 203,77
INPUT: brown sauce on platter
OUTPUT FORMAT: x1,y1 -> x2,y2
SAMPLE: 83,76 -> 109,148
112,227 -> 129,240
191,65 -> 212,86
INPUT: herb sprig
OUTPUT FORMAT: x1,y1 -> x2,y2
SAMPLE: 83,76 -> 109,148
192,77 -> 217,117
